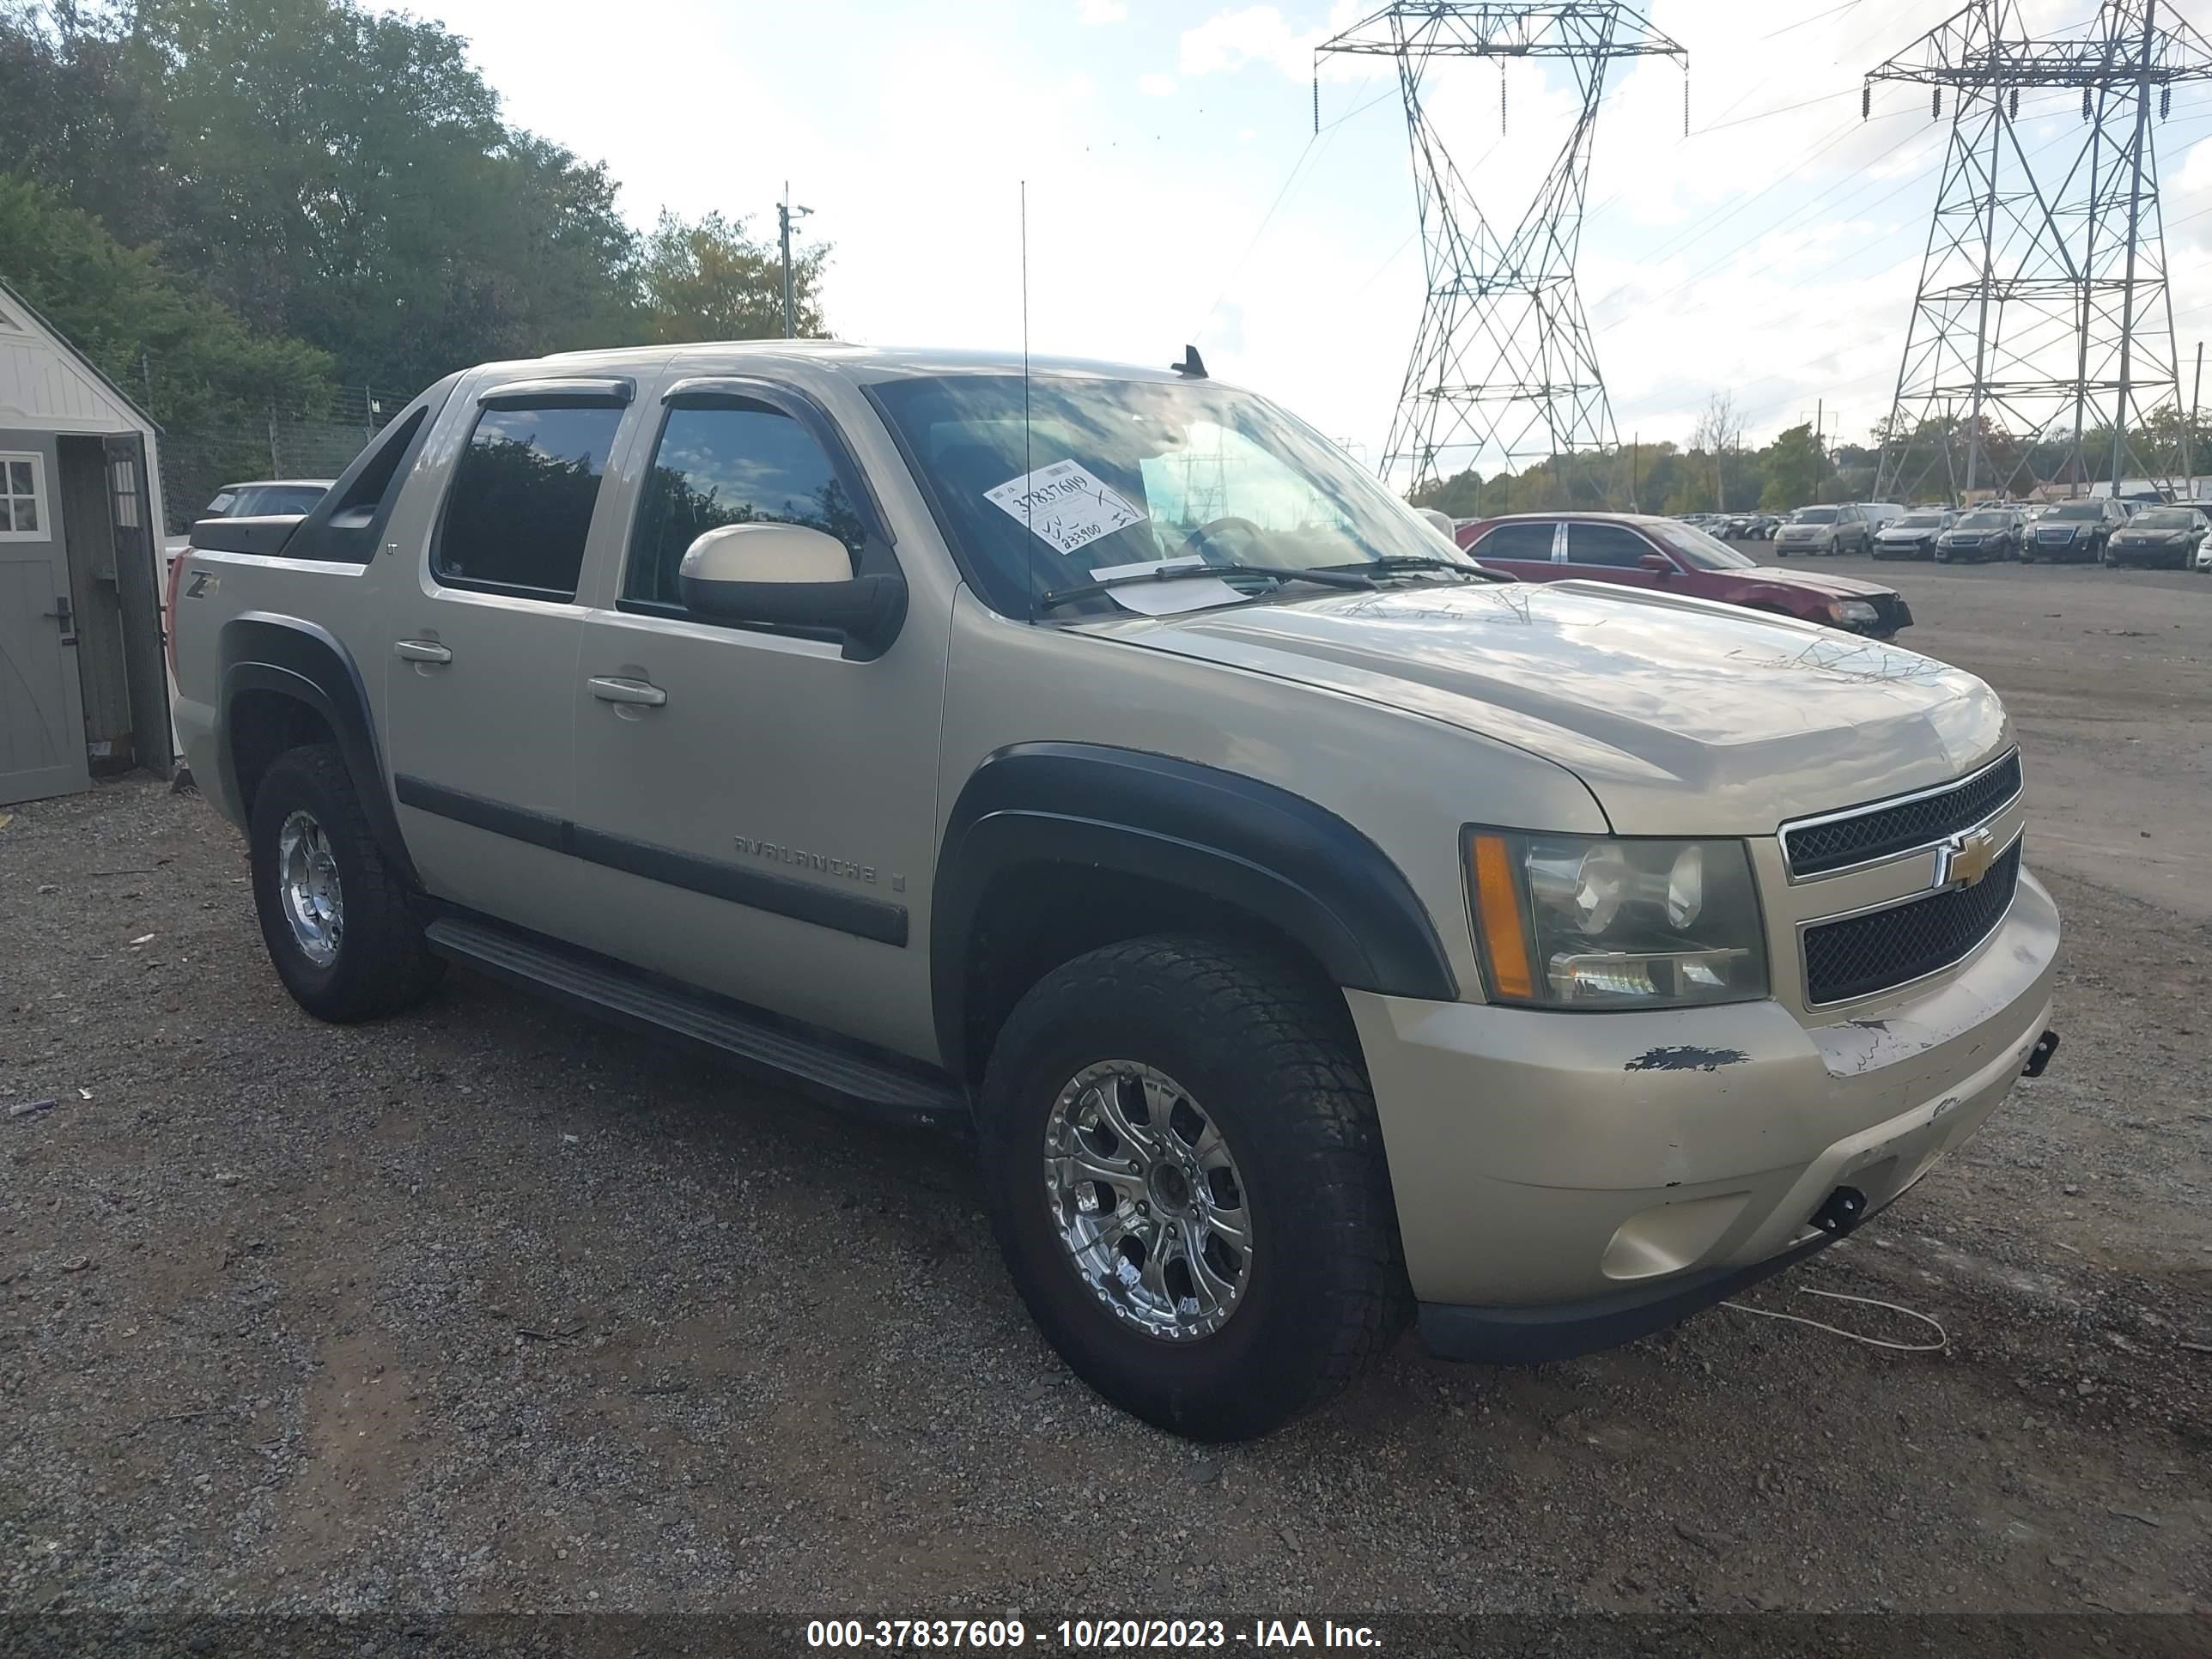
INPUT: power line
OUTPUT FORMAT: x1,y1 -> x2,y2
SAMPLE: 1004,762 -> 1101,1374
1188,77 -> 1406,341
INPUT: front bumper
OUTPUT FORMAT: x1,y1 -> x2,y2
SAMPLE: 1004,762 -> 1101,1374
2108,542 -> 2188,568
1837,593 -> 1912,637
1346,870 -> 2060,1361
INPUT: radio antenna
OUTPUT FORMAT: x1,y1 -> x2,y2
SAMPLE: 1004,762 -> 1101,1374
1021,179 -> 1036,625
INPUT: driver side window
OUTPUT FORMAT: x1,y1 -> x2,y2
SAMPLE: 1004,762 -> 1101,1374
623,402 -> 863,612
1565,523 -> 1657,568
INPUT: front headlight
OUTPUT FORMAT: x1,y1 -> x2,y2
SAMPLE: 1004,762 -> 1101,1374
1465,831 -> 1769,1009
1829,598 -> 1881,625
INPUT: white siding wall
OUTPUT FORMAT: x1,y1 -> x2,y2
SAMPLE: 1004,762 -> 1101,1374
0,328 -> 143,435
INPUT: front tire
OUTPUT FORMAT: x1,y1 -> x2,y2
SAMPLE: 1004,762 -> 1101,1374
978,937 -> 1411,1441
248,744 -> 443,1023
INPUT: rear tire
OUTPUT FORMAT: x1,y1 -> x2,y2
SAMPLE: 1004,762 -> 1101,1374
247,744 -> 443,1023
977,936 -> 1411,1441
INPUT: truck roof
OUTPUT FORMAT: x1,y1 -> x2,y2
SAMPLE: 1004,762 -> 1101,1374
525,338 -> 1200,387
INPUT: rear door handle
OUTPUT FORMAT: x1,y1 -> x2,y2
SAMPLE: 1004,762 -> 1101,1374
587,675 -> 667,708
394,640 -> 453,665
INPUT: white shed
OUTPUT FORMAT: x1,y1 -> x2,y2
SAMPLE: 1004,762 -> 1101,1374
0,276 -> 172,804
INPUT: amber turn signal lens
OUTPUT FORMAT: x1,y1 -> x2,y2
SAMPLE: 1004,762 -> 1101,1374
1468,831 -> 1535,1000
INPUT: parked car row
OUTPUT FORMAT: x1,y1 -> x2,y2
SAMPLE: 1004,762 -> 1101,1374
1678,510 -> 1782,542
1721,497 -> 2211,572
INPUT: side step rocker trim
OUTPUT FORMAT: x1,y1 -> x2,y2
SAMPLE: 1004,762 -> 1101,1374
424,915 -> 969,1129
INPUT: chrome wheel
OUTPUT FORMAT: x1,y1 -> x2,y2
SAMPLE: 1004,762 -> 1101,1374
1042,1061 -> 1251,1342
276,809 -> 343,967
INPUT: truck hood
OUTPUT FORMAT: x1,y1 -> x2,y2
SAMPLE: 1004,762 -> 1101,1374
1079,580 -> 2007,836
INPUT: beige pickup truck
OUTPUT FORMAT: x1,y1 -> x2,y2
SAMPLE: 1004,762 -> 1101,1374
168,342 -> 2060,1440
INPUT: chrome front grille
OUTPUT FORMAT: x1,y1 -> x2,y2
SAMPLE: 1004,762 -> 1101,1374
1781,751 -> 2022,879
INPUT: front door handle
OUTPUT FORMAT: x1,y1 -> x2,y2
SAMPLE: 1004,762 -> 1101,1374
394,639 -> 453,665
587,675 -> 667,708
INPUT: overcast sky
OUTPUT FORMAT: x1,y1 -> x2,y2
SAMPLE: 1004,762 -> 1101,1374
375,0 -> 2212,471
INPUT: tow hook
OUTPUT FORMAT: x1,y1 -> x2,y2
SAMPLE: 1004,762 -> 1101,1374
1810,1186 -> 1868,1237
2022,1029 -> 2061,1079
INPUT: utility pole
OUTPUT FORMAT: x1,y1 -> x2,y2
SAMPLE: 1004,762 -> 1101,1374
777,183 -> 813,339
2188,340 -> 2203,495
1815,398 -> 1826,502
1630,433 -> 1638,514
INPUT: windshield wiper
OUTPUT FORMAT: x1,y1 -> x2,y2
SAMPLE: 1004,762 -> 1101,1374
1037,561 -> 1375,613
1313,555 -> 1516,583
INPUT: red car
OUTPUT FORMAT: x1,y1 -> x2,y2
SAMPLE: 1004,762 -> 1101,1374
1456,512 -> 1913,639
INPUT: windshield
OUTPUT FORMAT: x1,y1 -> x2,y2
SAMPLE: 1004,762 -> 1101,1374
1893,514 -> 1946,529
869,374 -> 1475,618
1648,520 -> 1756,570
1791,507 -> 1838,524
2130,508 -> 2194,529
2046,503 -> 2101,521
1955,512 -> 2008,527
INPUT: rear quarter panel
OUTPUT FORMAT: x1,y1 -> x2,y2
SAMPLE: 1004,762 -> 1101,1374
171,553 -> 393,828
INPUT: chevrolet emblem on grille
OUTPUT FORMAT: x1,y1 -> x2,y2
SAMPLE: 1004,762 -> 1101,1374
1933,827 -> 1998,890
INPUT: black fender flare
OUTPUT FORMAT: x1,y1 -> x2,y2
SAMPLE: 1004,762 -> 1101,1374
218,613 -> 418,886
932,742 -> 1458,1076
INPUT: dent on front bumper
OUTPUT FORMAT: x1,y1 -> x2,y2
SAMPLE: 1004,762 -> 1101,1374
1346,869 -> 2060,1362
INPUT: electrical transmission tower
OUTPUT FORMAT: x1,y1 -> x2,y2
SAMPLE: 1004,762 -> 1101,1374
1869,0 -> 2212,504
1316,3 -> 1685,500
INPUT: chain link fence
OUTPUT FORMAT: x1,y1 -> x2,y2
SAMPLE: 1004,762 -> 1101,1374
158,385 -> 404,534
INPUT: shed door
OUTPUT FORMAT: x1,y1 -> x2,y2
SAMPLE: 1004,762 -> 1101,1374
0,534 -> 91,805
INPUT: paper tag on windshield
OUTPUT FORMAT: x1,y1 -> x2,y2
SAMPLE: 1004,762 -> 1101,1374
1081,555 -> 1248,617
985,459 -> 1145,556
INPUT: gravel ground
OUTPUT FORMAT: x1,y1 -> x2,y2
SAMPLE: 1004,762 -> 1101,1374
2,556 -> 2208,1622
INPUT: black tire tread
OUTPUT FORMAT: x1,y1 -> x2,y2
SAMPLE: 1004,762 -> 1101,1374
979,934 -> 1412,1438
248,744 -> 442,1023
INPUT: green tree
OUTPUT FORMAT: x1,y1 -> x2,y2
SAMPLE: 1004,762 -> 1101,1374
3,0 -> 644,392
638,210 -> 827,343
1408,465 -> 1482,519
1759,422 -> 1822,509
0,170 -> 331,428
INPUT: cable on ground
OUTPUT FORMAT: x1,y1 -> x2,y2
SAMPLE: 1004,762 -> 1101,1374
1721,1286 -> 1948,1353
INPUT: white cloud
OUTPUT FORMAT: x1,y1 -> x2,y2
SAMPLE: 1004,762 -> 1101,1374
1180,6 -> 1310,79
364,0 -> 2167,470
2178,135 -> 2212,198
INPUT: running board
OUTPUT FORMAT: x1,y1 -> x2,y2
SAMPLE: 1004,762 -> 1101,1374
424,915 -> 970,1129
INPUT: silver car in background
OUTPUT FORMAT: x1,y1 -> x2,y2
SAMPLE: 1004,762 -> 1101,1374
1774,503 -> 1874,557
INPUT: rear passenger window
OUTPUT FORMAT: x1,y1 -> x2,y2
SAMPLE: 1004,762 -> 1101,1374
1565,523 -> 1657,568
434,404 -> 623,600
623,402 -> 861,611
1472,521 -> 1556,560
